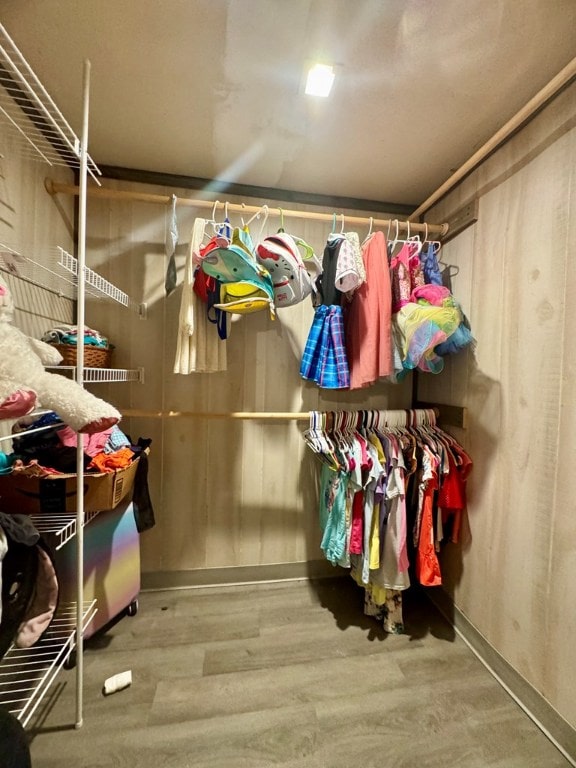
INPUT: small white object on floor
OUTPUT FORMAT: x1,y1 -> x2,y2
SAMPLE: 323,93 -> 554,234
102,670 -> 132,696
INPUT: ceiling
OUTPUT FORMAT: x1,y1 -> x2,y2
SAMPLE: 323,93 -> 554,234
2,0 -> 576,208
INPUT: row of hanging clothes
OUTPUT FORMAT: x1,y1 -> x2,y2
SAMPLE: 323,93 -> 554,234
301,218 -> 475,390
304,408 -> 472,634
173,203 -> 322,375
171,200 -> 473,385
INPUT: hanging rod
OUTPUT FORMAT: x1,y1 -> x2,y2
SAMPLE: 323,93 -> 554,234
44,179 -> 448,237
121,405 -> 466,427
122,409 -> 310,421
410,55 -> 576,219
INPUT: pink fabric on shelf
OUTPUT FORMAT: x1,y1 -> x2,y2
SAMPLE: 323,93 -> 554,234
57,425 -> 113,457
0,387 -> 36,418
15,545 -> 59,649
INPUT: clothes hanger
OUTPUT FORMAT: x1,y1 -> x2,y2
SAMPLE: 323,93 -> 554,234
202,198 -> 217,240
220,201 -> 232,241
249,204 -> 269,242
331,411 -> 351,471
277,207 -> 285,233
403,220 -> 419,251
390,219 -> 400,252
362,217 -> 374,246
305,411 -> 339,470
407,220 -> 424,254
422,223 -> 429,246
340,214 -> 345,234
205,199 -> 230,244
332,411 -> 353,470
303,411 -> 323,454
435,242 -> 459,278
330,411 -> 352,471
244,204 -> 267,229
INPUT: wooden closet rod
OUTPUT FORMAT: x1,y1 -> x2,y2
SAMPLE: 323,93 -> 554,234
45,178 -> 448,237
122,409 -> 310,421
120,405 -> 467,428
410,55 -> 576,219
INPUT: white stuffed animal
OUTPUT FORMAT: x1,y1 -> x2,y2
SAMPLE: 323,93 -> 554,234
0,276 -> 120,434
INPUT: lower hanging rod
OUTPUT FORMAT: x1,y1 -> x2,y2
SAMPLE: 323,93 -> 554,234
44,178 -> 449,237
121,405 -> 466,428
121,409 -> 310,421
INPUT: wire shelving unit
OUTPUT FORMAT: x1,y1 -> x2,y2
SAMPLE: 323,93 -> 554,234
0,25 -> 100,182
0,601 -> 98,727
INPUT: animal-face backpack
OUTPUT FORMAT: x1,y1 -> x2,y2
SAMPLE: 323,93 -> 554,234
256,232 -> 321,308
200,227 -> 275,318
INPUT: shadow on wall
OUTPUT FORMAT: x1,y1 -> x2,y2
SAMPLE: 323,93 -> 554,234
434,348 -> 502,633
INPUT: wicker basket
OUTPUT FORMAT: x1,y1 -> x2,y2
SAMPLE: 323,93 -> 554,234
53,343 -> 112,368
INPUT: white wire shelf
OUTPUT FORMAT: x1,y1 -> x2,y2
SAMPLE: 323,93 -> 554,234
0,24 -> 101,182
48,366 -> 144,383
0,244 -> 78,301
29,510 -> 100,550
58,247 -> 128,305
57,248 -> 146,314
0,245 -> 145,316
0,600 -> 97,726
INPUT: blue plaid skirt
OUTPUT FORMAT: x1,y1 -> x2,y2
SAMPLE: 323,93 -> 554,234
300,305 -> 350,389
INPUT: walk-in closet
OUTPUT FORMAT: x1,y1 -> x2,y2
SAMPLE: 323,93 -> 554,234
0,2 -> 575,766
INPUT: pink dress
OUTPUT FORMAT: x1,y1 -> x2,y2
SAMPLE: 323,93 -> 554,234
390,241 -> 425,312
344,231 -> 393,389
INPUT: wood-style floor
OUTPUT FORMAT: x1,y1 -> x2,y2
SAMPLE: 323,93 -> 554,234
28,578 -> 571,768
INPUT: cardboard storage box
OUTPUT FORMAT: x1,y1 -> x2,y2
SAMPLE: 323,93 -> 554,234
0,457 -> 140,514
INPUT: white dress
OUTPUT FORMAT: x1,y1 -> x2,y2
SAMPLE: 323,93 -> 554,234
173,218 -> 227,374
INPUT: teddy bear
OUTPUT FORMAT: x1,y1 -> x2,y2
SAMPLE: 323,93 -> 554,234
0,275 -> 120,434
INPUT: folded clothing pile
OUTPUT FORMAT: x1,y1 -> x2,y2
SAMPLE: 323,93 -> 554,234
41,324 -> 110,349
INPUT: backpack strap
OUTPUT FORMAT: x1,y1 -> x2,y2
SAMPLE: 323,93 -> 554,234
206,279 -> 228,340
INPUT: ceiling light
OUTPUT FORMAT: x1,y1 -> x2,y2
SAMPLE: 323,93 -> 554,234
305,64 -> 335,97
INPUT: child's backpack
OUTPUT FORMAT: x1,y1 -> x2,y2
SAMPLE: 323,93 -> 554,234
200,227 -> 275,318
256,232 -> 321,308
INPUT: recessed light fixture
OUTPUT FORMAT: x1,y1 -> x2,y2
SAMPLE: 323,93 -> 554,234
305,63 -> 335,97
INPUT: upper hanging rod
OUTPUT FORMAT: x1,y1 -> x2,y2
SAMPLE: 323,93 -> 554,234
44,179 -> 448,237
410,55 -> 576,219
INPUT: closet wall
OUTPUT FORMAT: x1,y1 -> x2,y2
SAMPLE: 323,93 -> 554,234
0,130 -> 75,334
417,81 -> 576,728
82,189 -> 413,580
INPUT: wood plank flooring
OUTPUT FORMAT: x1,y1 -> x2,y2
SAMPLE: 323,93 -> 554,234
27,578 -> 572,768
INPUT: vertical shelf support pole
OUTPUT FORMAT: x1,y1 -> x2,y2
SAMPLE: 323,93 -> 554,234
74,58 -> 91,730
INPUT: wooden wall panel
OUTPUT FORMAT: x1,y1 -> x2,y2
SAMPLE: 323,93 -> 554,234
0,130 -> 75,335
418,82 -> 576,727
83,184 -> 413,575
545,120 -> 576,722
